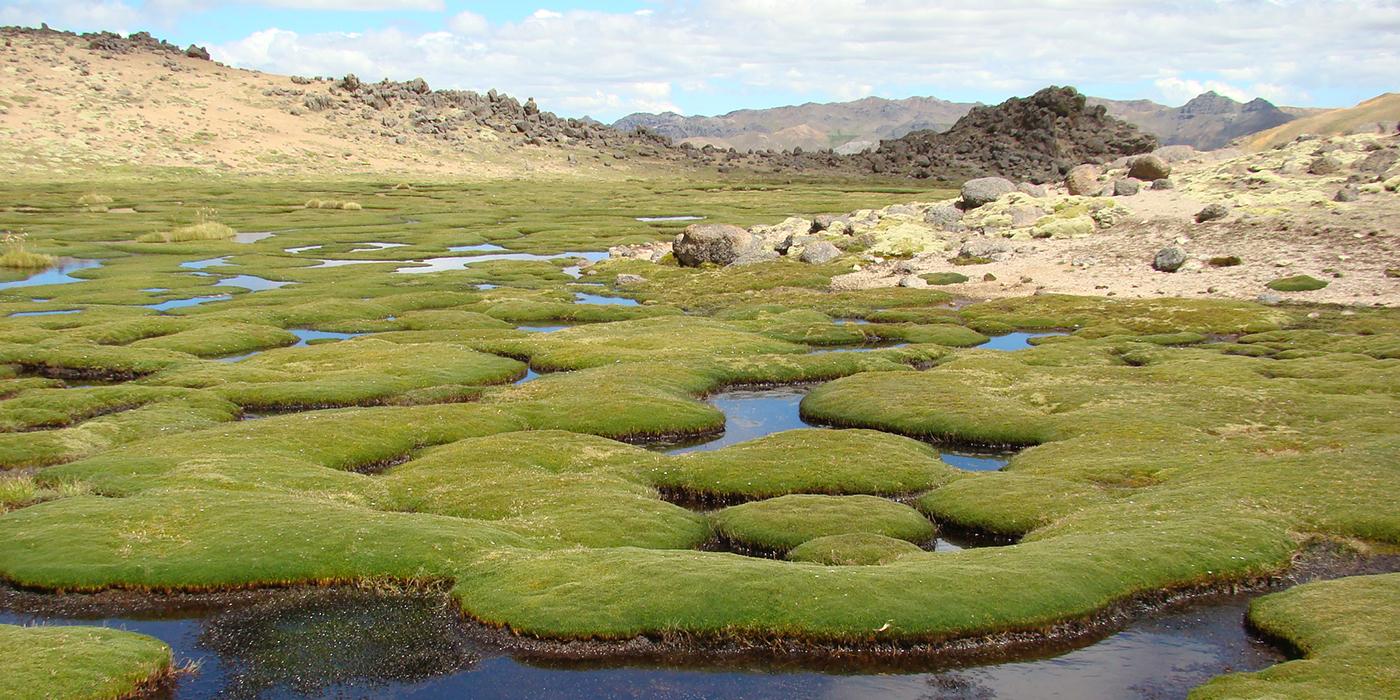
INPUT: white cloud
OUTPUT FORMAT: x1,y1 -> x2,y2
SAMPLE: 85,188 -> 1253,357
0,0 -> 144,33
446,10 -> 488,35
148,1 -> 1400,120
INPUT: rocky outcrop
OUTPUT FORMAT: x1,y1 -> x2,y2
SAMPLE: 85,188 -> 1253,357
849,87 -> 1157,183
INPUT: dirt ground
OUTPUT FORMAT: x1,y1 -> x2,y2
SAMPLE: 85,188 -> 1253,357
833,134 -> 1400,307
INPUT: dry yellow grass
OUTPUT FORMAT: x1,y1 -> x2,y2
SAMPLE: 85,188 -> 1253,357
1243,93 -> 1400,150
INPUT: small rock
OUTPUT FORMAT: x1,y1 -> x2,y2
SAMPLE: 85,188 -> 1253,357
1152,178 -> 1174,190
923,205 -> 964,231
614,273 -> 647,286
898,274 -> 928,288
1065,164 -> 1101,196
1257,293 -> 1283,305
1128,154 -> 1171,180
959,237 -> 1013,259
1113,179 -> 1140,196
1308,155 -> 1343,175
1016,182 -> 1047,197
798,241 -> 842,264
730,249 -> 781,266
960,177 -> 1017,208
1334,185 -> 1360,202
1195,204 -> 1230,223
1153,247 -> 1188,273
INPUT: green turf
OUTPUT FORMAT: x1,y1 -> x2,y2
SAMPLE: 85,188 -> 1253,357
1189,573 -> 1400,699
711,494 -> 938,553
0,174 -> 1394,697
0,624 -> 172,700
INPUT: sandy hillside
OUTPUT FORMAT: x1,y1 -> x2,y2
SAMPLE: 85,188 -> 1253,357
0,28 -> 670,178
1242,94 -> 1400,151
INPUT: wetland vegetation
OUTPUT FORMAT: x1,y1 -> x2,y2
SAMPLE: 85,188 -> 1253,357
0,173 -> 1396,699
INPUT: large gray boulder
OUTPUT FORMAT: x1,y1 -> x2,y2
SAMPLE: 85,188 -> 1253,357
1065,164 -> 1101,195
960,177 -> 1017,208
673,224 -> 755,267
798,241 -> 842,264
1128,154 -> 1172,180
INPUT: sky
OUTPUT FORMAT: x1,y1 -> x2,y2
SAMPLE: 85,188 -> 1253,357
2,1 -> 1397,122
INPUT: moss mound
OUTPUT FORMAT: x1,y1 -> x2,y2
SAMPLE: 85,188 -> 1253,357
787,532 -> 925,566
921,272 -> 970,285
0,624 -> 172,700
1266,275 -> 1329,292
711,494 -> 937,554
653,428 -> 957,501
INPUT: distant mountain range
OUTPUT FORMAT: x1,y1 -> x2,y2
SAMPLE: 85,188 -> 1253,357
614,92 -> 1329,153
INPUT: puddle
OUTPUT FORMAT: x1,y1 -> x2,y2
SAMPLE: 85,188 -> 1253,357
450,244 -> 508,253
215,352 -> 260,363
939,449 -> 1012,471
514,369 -> 540,385
661,386 -> 814,454
0,587 -> 1282,700
284,245 -> 323,254
516,325 -> 569,333
477,284 -> 500,290
141,287 -> 169,293
979,332 -> 1068,351
179,257 -> 230,270
232,231 -> 276,244
832,318 -> 872,326
0,258 -> 102,291
349,242 -> 408,253
8,309 -> 81,317
307,259 -> 390,268
396,251 -> 607,275
213,275 -> 294,292
573,292 -> 639,306
144,295 -> 233,312
291,329 -> 362,346
636,216 -> 705,222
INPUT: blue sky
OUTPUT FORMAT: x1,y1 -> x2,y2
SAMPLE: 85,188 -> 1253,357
4,1 -> 1396,122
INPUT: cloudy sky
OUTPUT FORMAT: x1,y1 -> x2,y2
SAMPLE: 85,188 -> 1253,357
3,1 -> 1397,121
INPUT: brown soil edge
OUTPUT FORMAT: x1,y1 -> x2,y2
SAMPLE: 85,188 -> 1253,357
2,539 -> 1394,671
115,659 -> 182,700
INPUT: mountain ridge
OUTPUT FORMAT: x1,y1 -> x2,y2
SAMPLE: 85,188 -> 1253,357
617,91 -> 1329,153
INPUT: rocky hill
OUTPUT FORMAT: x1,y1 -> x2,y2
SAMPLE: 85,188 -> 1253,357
612,96 -> 978,154
1090,92 -> 1306,150
616,91 -> 1322,154
0,26 -> 684,177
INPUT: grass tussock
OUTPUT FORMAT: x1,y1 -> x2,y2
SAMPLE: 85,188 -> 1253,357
304,199 -> 363,210
0,231 -> 55,269
77,192 -> 114,212
0,475 -> 89,513
136,208 -> 235,243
